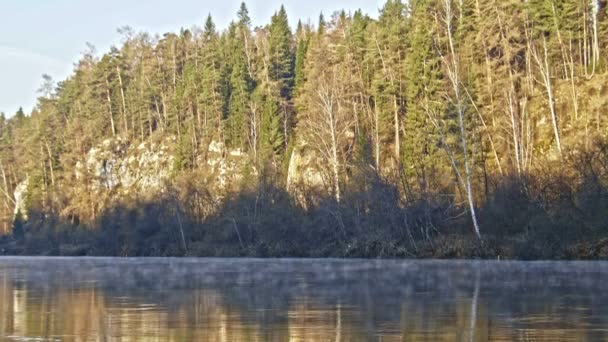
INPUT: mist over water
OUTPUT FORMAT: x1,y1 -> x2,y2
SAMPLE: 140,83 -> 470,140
0,258 -> 606,341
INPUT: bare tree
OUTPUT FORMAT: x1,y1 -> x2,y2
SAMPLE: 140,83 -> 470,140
299,65 -> 356,203
438,0 -> 481,239
530,35 -> 563,155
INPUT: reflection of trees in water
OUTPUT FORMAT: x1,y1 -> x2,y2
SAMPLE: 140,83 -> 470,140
0,259 -> 606,341
470,268 -> 480,342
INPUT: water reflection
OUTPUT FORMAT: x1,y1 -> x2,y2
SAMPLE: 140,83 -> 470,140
0,258 -> 606,341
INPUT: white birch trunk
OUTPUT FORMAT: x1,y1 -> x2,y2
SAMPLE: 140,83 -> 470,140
443,0 -> 482,239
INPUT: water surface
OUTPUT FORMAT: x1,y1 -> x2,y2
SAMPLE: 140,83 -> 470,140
0,258 -> 606,341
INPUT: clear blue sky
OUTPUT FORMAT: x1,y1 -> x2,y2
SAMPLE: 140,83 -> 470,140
0,0 -> 384,116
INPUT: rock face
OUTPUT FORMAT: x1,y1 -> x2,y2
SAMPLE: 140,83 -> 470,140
77,137 -> 175,196
10,135 -> 320,224
286,143 -> 326,205
75,137 -> 253,198
13,179 -> 29,219
201,141 -> 252,193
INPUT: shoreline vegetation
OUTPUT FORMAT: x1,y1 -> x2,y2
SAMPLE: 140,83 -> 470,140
1,1 -> 608,259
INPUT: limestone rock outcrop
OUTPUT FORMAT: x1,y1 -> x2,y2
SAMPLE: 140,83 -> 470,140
13,179 -> 29,219
76,137 -> 175,196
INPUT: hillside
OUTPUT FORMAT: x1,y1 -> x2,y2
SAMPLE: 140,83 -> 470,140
1,1 -> 608,259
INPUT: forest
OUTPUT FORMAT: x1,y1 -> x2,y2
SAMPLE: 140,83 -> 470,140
1,0 -> 608,259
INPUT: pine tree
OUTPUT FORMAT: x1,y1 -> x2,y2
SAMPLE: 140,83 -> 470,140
198,15 -> 225,142
223,5 -> 255,150
261,94 -> 284,155
269,5 -> 295,99
318,13 -> 326,36
403,0 -> 444,192
260,5 -> 296,155
14,107 -> 25,120
237,2 -> 251,28
371,0 -> 408,164
345,10 -> 374,169
225,23 -> 253,149
294,24 -> 310,92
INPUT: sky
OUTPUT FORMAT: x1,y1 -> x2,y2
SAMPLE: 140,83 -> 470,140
0,0 -> 385,116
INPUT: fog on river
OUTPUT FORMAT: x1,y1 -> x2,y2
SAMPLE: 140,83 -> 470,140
0,258 -> 607,341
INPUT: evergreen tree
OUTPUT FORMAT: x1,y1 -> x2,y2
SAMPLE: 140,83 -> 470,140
14,107 -> 26,120
294,24 -> 310,92
222,5 -> 255,150
237,2 -> 251,28
225,22 -> 253,149
404,0 -> 444,192
261,93 -> 284,156
199,15 -> 225,142
260,5 -> 296,155
318,13 -> 326,36
269,5 -> 295,99
370,0 -> 408,163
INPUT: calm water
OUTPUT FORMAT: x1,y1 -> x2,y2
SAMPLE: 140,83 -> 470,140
0,258 -> 606,341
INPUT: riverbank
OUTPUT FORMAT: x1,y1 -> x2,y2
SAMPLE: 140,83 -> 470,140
2,232 -> 607,260
3,143 -> 608,261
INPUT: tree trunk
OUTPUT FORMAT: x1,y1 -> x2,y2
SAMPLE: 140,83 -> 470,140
393,96 -> 400,161
507,91 -> 522,175
330,111 -> 341,204
374,102 -> 381,170
532,37 -> 562,155
116,66 -> 128,135
443,0 -> 481,239
592,0 -> 600,74
105,79 -> 116,137
45,141 -> 55,186
543,40 -> 563,155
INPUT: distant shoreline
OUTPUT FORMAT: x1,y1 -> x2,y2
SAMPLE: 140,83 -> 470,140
1,234 -> 606,260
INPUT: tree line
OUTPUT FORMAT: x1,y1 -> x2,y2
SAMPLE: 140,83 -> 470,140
1,1 -> 608,258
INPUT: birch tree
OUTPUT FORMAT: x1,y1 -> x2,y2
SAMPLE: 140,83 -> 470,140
530,35 -> 563,155
297,28 -> 356,203
438,0 -> 482,239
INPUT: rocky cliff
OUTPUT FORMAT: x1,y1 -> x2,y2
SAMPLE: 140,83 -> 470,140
76,137 -> 176,196
13,134 -> 325,221
13,180 -> 28,219
286,142 -> 326,205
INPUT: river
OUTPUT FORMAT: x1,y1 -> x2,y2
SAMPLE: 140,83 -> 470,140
0,258 -> 606,341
